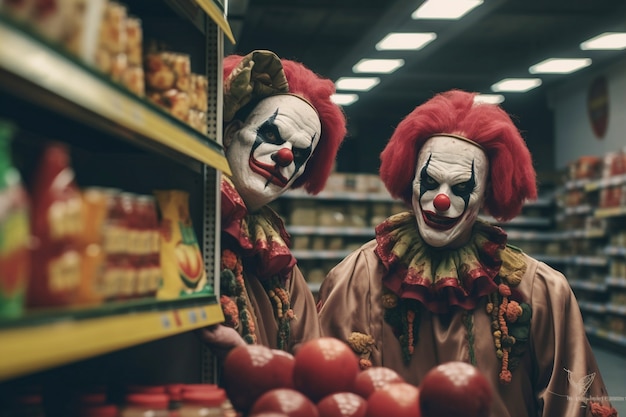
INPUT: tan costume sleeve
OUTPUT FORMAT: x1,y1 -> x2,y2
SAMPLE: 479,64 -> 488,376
531,262 -> 616,417
318,241 -> 384,364
287,265 -> 322,353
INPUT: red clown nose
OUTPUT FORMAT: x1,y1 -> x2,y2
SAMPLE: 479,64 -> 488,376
433,193 -> 451,211
273,148 -> 294,167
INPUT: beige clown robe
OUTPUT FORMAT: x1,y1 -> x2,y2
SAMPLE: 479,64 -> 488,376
318,212 -> 617,417
220,177 -> 321,353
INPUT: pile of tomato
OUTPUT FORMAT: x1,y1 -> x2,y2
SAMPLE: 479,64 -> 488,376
222,337 -> 493,417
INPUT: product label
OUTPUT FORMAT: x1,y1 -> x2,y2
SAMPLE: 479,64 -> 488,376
48,197 -> 83,240
48,251 -> 81,293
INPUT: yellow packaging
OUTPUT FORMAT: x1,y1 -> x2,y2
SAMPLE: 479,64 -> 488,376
154,190 -> 208,299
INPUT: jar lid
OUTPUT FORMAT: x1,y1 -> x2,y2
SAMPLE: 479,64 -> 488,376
77,392 -> 108,405
78,404 -> 119,417
124,393 -> 169,409
126,385 -> 167,394
166,384 -> 184,401
181,389 -> 225,406
181,384 -> 219,392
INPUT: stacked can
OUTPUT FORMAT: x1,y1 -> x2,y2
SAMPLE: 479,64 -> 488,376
145,51 -> 192,123
188,74 -> 209,135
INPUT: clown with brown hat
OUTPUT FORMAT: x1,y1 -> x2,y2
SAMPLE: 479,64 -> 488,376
200,50 -> 346,354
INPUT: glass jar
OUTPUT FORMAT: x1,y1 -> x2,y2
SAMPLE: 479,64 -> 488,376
179,389 -> 227,417
120,393 -> 169,417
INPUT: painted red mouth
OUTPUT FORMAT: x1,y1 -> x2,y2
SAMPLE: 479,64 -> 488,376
421,210 -> 460,230
249,156 -> 289,187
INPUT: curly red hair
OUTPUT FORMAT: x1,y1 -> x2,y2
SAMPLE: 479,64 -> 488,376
223,54 -> 347,195
380,89 -> 537,221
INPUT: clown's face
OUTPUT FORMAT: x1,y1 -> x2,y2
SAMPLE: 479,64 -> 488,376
411,135 -> 489,248
225,94 -> 321,212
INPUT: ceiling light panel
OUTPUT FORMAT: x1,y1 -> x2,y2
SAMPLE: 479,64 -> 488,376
580,32 -> 626,50
529,58 -> 592,74
412,0 -> 484,20
353,59 -> 405,74
335,77 -> 380,91
473,94 -> 505,104
376,33 -> 437,50
491,78 -> 542,93
331,94 -> 359,106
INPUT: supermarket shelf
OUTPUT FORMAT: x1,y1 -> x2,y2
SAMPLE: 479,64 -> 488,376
606,303 -> 626,317
595,206 -> 626,218
281,189 -> 398,203
286,225 -> 376,237
605,246 -> 626,257
0,297 -> 224,382
579,300 -> 607,314
606,276 -> 626,288
0,17 -> 231,175
308,282 -> 322,293
564,178 -> 592,190
506,230 -> 566,241
481,215 -> 552,228
583,173 -> 626,192
194,0 -> 235,43
533,254 -> 571,264
568,280 -> 607,292
585,325 -> 626,348
564,205 -> 594,216
291,249 -> 353,260
524,196 -> 554,208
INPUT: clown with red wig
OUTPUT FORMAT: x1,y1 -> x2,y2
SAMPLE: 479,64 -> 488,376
200,50 -> 346,355
318,90 -> 617,417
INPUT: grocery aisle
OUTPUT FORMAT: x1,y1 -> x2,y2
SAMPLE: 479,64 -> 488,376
592,344 -> 626,415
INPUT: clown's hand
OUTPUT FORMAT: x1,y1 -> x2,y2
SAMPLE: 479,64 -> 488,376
197,324 -> 247,358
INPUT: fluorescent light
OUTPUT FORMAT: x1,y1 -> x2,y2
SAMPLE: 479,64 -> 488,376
331,94 -> 359,106
529,58 -> 592,74
412,0 -> 483,20
376,32 -> 437,50
580,32 -> 626,50
491,78 -> 542,93
335,77 -> 380,92
474,94 -> 505,104
353,59 -> 405,74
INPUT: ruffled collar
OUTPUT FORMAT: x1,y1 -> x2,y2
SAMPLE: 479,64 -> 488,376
375,211 -> 506,313
221,178 -> 296,281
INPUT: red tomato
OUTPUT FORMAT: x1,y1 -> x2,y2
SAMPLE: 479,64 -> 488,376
419,361 -> 493,417
293,337 -> 360,402
351,367 -> 405,399
271,349 -> 296,389
249,388 -> 319,417
222,345 -> 294,412
317,392 -> 367,417
366,382 -> 420,417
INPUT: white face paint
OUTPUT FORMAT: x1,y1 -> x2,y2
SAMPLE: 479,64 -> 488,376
411,135 -> 489,248
224,94 -> 322,212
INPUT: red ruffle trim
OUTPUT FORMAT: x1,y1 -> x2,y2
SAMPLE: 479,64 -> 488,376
589,402 -> 618,417
375,213 -> 506,314
221,179 -> 296,280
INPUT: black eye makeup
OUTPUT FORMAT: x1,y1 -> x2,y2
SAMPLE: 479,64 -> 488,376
257,122 -> 283,145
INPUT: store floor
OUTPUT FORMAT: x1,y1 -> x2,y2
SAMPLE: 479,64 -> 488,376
592,344 -> 626,415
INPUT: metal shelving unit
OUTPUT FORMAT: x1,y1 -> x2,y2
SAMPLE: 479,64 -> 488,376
0,0 -> 232,385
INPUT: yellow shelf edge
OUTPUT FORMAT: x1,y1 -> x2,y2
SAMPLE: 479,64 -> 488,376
0,20 -> 231,176
194,0 -> 236,44
0,303 -> 224,382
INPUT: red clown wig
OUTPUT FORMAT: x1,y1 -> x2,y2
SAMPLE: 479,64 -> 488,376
223,54 -> 347,195
380,89 -> 537,221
